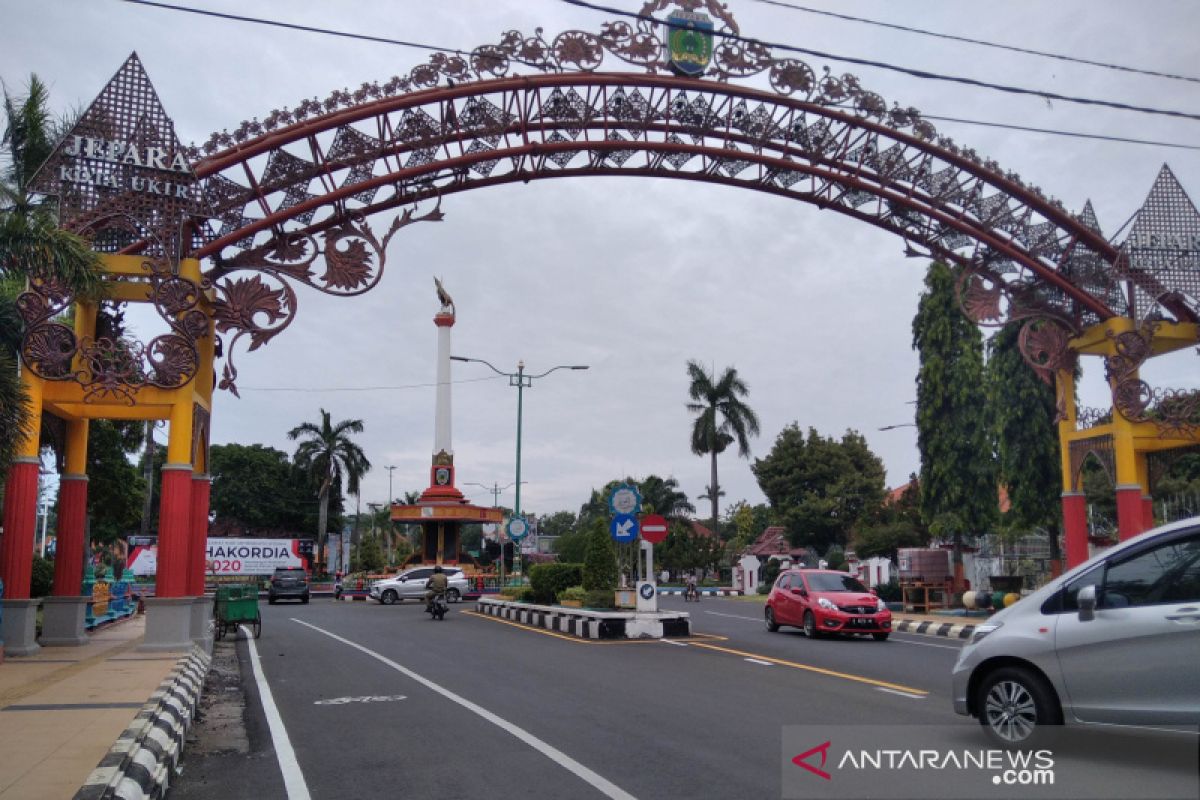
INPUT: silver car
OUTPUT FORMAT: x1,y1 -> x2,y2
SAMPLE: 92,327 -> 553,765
952,516 -> 1200,745
369,566 -> 469,605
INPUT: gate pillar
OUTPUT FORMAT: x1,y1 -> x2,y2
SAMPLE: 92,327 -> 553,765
141,396 -> 197,652
42,419 -> 91,647
0,368 -> 44,655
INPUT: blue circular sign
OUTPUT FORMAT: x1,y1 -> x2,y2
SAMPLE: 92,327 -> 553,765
506,516 -> 529,541
610,513 -> 639,543
608,484 -> 642,516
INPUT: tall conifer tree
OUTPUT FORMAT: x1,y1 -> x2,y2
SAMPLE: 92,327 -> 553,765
912,262 -> 997,589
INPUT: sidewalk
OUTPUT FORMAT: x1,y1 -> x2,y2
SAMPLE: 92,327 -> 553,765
0,616 -> 192,800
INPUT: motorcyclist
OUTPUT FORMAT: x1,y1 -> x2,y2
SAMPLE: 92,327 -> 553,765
425,565 -> 449,612
685,571 -> 699,601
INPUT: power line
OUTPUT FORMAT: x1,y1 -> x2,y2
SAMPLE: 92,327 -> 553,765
116,0 -> 543,69
751,0 -> 1200,85
556,0 -> 1200,122
115,0 -> 1200,141
909,114 -> 1200,152
237,375 -> 503,393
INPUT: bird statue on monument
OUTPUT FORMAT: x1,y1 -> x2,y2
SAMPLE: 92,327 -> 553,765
434,276 -> 455,318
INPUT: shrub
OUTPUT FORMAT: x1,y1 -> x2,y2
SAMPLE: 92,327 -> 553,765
31,556 -> 54,598
581,520 -> 618,591
512,587 -> 536,603
557,585 -> 587,604
756,583 -> 771,595
583,588 -> 616,609
875,578 -> 901,603
760,558 -> 782,587
528,563 -> 583,604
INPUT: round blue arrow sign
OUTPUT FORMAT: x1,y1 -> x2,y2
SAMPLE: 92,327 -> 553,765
610,513 -> 639,543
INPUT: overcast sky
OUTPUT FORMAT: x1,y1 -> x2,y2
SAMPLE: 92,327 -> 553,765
4,0 -> 1198,522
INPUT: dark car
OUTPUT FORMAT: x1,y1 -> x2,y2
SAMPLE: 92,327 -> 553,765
268,567 -> 310,604
765,568 -> 892,640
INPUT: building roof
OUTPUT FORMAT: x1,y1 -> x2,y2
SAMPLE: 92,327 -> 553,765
745,527 -> 817,563
690,520 -> 719,539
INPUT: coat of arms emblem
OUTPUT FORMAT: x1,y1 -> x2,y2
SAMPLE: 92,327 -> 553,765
665,10 -> 715,77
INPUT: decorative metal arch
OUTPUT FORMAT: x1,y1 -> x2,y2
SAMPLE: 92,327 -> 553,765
25,0 -> 1198,400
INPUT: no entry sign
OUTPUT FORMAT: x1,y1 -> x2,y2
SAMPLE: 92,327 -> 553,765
641,514 -> 669,544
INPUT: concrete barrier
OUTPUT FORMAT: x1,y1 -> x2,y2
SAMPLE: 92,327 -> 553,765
74,646 -> 211,800
475,598 -> 691,639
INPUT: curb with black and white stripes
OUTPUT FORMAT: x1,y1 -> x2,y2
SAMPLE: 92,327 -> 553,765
892,619 -> 977,640
475,601 -> 611,638
74,646 -> 211,800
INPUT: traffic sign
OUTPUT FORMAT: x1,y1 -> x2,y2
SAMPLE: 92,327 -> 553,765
506,516 -> 529,541
610,513 -> 639,543
641,514 -> 668,544
608,484 -> 642,516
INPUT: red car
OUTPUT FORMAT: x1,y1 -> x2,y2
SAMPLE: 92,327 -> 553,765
765,569 -> 892,641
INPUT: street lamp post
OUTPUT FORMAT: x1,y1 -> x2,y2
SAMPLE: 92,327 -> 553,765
452,356 -> 588,583
877,423 -> 917,431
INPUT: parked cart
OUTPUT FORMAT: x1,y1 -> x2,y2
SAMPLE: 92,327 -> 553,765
213,583 -> 261,640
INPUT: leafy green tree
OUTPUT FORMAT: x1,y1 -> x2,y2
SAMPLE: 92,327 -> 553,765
0,75 -> 103,479
913,262 -> 997,588
638,475 -> 695,519
288,409 -> 370,564
553,528 -> 590,563
353,533 -> 385,573
752,424 -> 886,553
686,360 -> 760,537
581,517 -> 618,591
852,521 -> 928,561
988,323 -> 1064,568
208,443 -> 312,534
86,420 -> 146,545
539,510 -> 577,538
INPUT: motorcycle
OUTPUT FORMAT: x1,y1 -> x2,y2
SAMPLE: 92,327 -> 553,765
427,591 -> 449,620
684,584 -> 701,603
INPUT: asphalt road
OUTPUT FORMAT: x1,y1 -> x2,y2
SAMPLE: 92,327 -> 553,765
170,595 -> 974,800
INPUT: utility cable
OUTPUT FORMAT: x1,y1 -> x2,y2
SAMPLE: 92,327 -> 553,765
752,0 -> 1200,85
556,0 -> 1200,122
117,0 -> 545,69
237,375 -> 503,393
115,0 -> 1200,139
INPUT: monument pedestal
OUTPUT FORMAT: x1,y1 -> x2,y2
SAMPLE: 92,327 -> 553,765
40,596 -> 90,646
140,597 -> 196,652
0,599 -> 42,656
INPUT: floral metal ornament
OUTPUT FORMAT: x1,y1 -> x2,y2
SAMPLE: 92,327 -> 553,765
208,200 -> 443,396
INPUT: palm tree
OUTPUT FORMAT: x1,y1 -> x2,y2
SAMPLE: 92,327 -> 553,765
288,409 -> 371,567
637,474 -> 696,521
0,75 -> 103,479
686,360 -> 760,538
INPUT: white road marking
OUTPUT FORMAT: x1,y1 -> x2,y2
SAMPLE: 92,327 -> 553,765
889,635 -> 963,651
744,658 -> 774,666
875,687 -> 927,700
704,610 -> 763,622
660,640 -> 689,647
241,626 -> 312,800
292,619 -> 639,800
314,694 -> 407,705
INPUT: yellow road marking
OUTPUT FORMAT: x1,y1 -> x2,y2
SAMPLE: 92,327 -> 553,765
687,642 -> 929,695
461,610 -> 726,644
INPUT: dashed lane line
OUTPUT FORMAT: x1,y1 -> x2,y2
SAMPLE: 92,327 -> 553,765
875,687 -> 927,700
291,619 -> 639,800
686,641 -> 929,696
703,610 -> 764,622
744,658 -> 774,666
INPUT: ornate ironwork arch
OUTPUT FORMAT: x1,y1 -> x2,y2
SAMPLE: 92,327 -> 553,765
42,1 -> 1198,395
